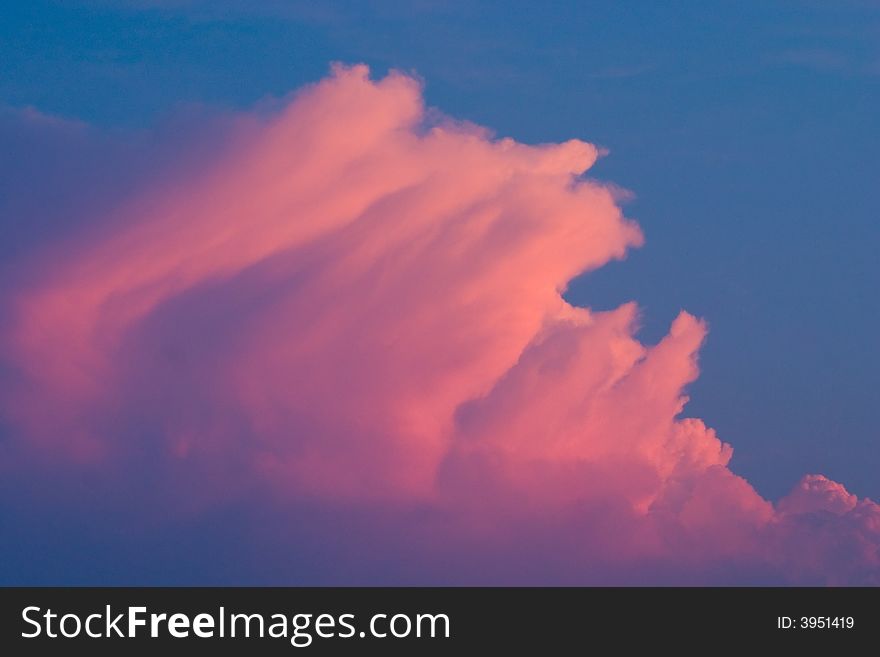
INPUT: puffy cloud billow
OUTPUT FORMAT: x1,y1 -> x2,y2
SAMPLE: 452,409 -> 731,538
1,65 -> 877,584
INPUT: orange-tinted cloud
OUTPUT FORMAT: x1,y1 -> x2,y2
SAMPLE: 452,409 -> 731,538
1,65 -> 877,583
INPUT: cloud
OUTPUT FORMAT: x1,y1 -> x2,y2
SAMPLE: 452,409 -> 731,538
0,64 -> 877,584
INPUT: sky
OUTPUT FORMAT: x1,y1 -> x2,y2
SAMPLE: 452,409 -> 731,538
0,1 -> 878,585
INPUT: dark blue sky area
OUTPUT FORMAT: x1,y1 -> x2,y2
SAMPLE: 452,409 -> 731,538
1,0 -> 878,500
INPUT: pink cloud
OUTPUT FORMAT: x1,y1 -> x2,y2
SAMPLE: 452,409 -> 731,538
1,64 -> 877,584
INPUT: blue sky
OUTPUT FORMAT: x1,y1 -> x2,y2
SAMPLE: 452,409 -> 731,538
2,0 -> 878,504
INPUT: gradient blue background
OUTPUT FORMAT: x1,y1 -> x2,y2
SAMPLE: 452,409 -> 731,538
2,0 -> 877,509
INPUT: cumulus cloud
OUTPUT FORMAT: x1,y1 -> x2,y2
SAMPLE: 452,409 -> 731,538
1,64 -> 877,584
